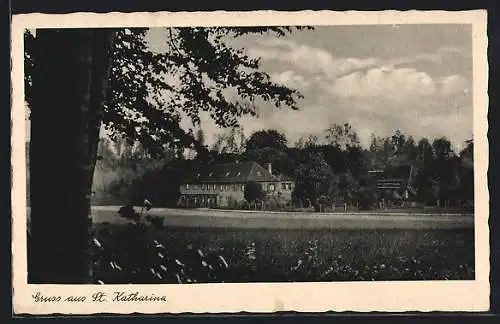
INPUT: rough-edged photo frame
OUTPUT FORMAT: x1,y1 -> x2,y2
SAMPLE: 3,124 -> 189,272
11,10 -> 489,314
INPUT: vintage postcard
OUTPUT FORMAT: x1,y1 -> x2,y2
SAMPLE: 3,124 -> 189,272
11,10 -> 489,315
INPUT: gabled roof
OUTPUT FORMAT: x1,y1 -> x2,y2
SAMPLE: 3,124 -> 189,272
182,161 -> 281,184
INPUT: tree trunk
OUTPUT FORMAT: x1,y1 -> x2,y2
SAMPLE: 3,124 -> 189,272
28,29 -> 115,284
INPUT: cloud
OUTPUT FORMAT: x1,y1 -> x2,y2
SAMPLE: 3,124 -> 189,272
231,63 -> 470,149
249,39 -> 380,79
439,74 -> 470,96
328,67 -> 469,108
250,37 -> 471,81
191,36 -> 473,151
329,67 -> 438,100
320,67 -> 471,147
271,70 -> 311,89
389,46 -> 472,68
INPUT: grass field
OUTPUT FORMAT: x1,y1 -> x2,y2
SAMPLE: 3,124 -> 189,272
90,206 -> 474,230
90,212 -> 475,283
26,207 -> 475,283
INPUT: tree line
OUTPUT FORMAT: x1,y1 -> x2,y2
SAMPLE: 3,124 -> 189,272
92,124 -> 474,211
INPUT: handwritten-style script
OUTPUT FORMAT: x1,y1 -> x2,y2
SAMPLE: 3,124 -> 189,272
31,291 -> 167,303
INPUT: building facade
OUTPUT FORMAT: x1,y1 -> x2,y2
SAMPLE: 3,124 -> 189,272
367,162 -> 417,203
178,161 -> 294,208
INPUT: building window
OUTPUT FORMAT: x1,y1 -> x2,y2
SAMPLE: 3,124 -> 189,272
268,184 -> 275,191
212,184 -> 217,190
226,172 -> 230,177
201,184 -> 206,190
185,184 -> 190,190
236,172 -> 241,177
220,185 -> 224,191
225,184 -> 229,191
241,184 -> 245,191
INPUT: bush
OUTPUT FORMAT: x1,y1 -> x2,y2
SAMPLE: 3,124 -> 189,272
244,181 -> 265,202
357,187 -> 379,210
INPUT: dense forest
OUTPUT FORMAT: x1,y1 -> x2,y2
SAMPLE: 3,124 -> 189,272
88,124 -> 474,211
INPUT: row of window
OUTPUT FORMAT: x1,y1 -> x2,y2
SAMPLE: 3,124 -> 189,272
185,183 -> 245,192
196,171 -> 244,178
185,182 -> 293,192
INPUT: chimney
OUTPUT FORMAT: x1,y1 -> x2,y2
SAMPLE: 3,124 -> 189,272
266,163 -> 272,175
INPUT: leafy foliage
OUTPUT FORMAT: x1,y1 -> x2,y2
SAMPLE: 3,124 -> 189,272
244,181 -> 265,202
24,27 -> 307,158
325,123 -> 360,150
212,127 -> 247,154
92,137 -> 173,205
102,27 -> 305,156
292,151 -> 333,209
245,129 -> 288,151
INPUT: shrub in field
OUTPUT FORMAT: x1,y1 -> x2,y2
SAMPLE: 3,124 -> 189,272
90,205 -> 231,284
356,188 -> 378,210
244,181 -> 265,203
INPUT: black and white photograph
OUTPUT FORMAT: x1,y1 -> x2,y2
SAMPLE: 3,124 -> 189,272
11,10 -> 489,314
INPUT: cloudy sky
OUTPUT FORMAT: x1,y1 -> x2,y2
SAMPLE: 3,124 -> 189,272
24,25 -> 473,151
148,24 -> 473,150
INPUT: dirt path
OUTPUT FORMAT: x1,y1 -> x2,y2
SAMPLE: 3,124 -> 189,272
90,206 -> 474,230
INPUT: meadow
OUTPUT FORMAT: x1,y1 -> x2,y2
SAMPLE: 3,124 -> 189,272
90,216 -> 475,284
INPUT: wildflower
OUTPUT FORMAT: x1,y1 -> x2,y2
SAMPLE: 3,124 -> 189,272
144,198 -> 153,210
218,255 -> 229,269
291,259 -> 303,271
92,238 -> 103,249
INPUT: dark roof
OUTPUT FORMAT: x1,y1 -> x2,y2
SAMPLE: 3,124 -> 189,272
182,161 -> 281,184
383,164 -> 412,179
367,162 -> 414,190
275,174 -> 294,182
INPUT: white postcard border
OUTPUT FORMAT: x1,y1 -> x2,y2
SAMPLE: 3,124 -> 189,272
11,10 -> 490,314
